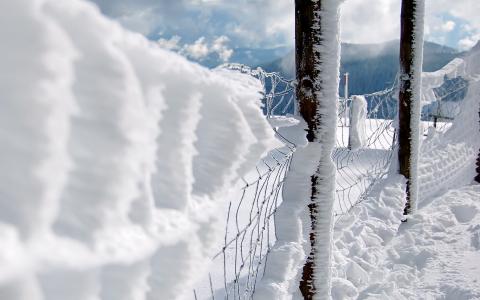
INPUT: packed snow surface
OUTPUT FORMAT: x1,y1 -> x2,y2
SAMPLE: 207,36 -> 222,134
0,0 -> 279,299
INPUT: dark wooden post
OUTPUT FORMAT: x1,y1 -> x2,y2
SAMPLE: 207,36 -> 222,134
295,0 -> 341,298
398,0 -> 425,217
295,0 -> 320,142
295,2 -> 319,296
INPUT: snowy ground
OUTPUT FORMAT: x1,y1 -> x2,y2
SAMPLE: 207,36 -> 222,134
333,181 -> 480,300
195,116 -> 475,299
396,184 -> 480,299
331,64 -> 480,299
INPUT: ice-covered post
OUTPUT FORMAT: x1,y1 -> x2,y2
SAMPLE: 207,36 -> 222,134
295,0 -> 342,298
348,96 -> 368,150
397,0 -> 425,217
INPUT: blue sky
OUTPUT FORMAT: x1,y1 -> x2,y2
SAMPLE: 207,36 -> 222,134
89,0 -> 479,58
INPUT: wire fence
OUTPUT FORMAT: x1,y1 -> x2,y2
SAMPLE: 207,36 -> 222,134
421,76 -> 469,133
194,63 -> 472,299
334,85 -> 397,216
193,65 -> 296,300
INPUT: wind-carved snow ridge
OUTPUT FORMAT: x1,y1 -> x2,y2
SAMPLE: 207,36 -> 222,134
0,0 -> 278,299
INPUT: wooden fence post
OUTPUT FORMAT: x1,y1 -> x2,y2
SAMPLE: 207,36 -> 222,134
295,0 -> 342,298
398,0 -> 425,217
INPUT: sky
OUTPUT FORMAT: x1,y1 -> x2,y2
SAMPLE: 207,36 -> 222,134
88,0 -> 480,61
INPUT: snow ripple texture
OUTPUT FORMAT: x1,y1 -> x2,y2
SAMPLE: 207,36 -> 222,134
0,1 -> 278,299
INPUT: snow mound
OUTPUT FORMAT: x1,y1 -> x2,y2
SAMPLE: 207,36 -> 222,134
0,0 -> 278,299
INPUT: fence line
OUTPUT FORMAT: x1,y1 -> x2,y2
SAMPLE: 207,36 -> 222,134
193,66 -> 297,299
195,62 -> 472,299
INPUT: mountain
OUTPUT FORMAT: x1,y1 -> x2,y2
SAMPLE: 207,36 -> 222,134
260,40 -> 463,96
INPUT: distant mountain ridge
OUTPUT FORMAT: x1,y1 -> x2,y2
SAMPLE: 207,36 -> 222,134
196,40 -> 466,97
259,40 -> 464,96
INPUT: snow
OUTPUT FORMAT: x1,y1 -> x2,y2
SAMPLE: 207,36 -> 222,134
421,58 -> 467,105
258,1 -> 344,299
310,2 -> 344,298
331,43 -> 480,299
418,47 -> 480,201
1,0 -> 479,299
348,96 -> 368,151
251,115 -> 308,299
0,0 -> 278,299
333,183 -> 480,300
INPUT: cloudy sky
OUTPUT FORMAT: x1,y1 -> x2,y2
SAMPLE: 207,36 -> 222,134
89,0 -> 479,56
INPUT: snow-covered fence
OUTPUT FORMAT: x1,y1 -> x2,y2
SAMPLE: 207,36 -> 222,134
219,64 -> 399,218
193,147 -> 293,299
421,58 -> 470,134
0,1 -> 281,299
335,55 -> 478,217
418,50 -> 480,200
193,66 -> 297,299
197,50 -> 479,298
218,63 -> 296,117
334,86 -> 398,216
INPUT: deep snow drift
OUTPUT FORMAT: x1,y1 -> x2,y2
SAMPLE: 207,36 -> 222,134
0,0 -> 279,299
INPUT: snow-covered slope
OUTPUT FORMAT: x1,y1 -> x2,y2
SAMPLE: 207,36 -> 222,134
0,1 -> 279,299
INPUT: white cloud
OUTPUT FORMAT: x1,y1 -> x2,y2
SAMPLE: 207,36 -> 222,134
183,37 -> 210,60
88,0 -> 480,49
157,35 -> 233,62
340,0 -> 400,44
458,37 -> 476,50
441,21 -> 456,32
458,32 -> 480,50
211,36 -> 233,62
157,35 -> 182,51
425,0 -> 480,49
